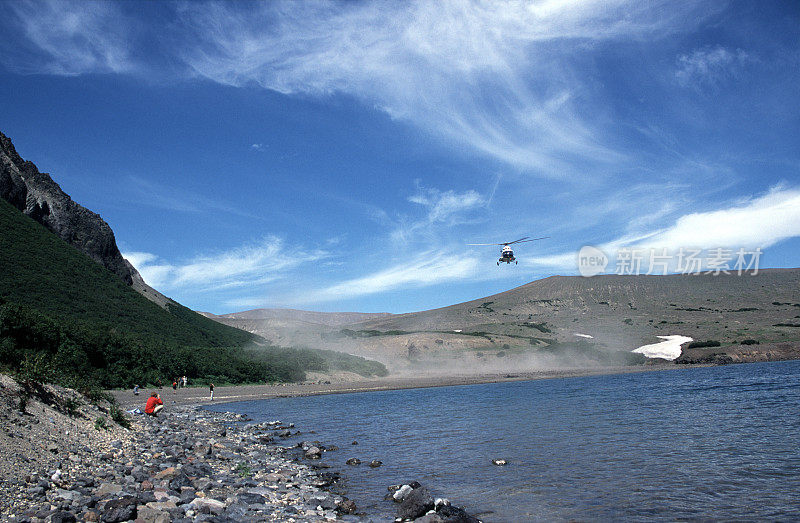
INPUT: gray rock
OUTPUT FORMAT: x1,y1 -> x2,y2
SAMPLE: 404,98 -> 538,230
337,499 -> 357,515
100,496 -> 137,523
397,487 -> 434,520
49,511 -> 76,523
135,506 -> 171,523
237,492 -> 265,505
192,477 -> 213,491
95,483 -> 123,496
54,489 -> 78,502
393,484 -> 413,502
415,514 -> 444,523
436,504 -> 481,522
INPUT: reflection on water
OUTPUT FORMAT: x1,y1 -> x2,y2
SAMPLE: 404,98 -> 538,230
209,361 -> 800,521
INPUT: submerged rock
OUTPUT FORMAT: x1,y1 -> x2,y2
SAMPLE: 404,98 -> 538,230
305,446 -> 322,459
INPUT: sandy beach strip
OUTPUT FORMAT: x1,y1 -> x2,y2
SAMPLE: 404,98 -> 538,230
111,364 -> 682,409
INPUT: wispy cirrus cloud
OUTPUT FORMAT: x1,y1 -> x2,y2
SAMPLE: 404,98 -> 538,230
124,237 -> 326,292
175,0 -> 715,175
3,1 -> 719,177
126,176 -> 258,219
1,0 -> 135,75
393,185 -> 487,243
304,251 -> 482,303
675,45 -> 752,88
408,186 -> 485,223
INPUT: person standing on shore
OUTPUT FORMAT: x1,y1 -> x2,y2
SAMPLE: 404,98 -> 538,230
209,383 -> 214,401
172,380 -> 178,393
133,384 -> 139,396
144,393 -> 163,416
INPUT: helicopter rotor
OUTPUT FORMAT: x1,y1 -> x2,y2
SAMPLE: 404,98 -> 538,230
467,236 -> 549,246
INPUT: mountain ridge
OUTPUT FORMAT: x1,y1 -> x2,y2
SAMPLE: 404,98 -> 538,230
0,131 -> 169,307
208,308 -> 393,326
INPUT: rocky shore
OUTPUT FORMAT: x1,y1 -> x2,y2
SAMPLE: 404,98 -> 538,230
1,375 -> 480,522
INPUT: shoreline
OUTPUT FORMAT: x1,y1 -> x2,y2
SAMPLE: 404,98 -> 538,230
111,363 -> 688,409
0,374 -> 363,521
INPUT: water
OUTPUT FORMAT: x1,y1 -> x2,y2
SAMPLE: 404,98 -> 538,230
208,361 -> 800,521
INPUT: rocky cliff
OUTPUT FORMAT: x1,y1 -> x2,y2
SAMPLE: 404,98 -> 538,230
0,130 -> 170,307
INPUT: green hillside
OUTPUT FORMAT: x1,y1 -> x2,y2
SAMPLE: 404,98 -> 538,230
0,198 -> 388,388
0,198 -> 253,348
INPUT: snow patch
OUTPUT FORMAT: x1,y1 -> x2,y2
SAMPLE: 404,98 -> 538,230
574,333 -> 594,339
632,335 -> 693,360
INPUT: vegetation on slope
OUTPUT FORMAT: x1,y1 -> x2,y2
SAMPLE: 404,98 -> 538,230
0,198 -> 388,387
0,199 -> 252,348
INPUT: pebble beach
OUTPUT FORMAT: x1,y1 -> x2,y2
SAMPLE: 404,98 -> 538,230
0,373 -> 490,522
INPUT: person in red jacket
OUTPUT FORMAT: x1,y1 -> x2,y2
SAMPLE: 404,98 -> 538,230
144,393 -> 163,416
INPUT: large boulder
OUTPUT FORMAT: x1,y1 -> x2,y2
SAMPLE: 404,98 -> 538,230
397,487 -> 435,520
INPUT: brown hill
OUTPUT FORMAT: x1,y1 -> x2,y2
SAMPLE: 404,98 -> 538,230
208,270 -> 800,373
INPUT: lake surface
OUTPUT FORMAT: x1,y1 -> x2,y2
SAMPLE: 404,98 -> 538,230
208,361 -> 800,521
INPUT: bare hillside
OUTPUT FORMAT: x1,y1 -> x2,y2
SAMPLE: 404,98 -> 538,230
206,270 -> 800,373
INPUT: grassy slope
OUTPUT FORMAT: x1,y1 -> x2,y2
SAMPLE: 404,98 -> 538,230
0,198 -> 253,348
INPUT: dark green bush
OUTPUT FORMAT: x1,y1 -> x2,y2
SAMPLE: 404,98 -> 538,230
110,405 -> 132,429
687,340 -> 721,349
94,416 -> 109,431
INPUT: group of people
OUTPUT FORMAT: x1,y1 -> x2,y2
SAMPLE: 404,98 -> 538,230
171,375 -> 189,391
136,381 -> 216,417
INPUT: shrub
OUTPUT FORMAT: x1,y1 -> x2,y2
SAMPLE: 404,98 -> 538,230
741,339 -> 760,345
94,416 -> 109,431
235,462 -> 252,478
523,322 -> 551,333
63,397 -> 82,417
110,405 -> 132,429
687,340 -> 721,349
17,390 -> 28,413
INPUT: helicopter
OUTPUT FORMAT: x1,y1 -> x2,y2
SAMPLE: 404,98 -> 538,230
468,236 -> 549,265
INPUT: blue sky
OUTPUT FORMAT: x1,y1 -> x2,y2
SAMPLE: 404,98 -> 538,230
1,0 -> 798,314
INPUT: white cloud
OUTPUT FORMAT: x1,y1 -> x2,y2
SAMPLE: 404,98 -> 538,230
393,185 -> 487,245
3,0 -> 135,75
123,237 -> 324,292
643,186 -> 800,249
675,45 -> 751,88
123,251 -> 157,268
526,185 -> 800,272
408,186 -> 485,222
305,252 -> 482,303
3,0 -> 720,175
174,0 -> 714,175
251,143 -> 265,151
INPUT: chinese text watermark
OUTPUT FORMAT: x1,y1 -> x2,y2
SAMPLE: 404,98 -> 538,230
578,246 -> 762,277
